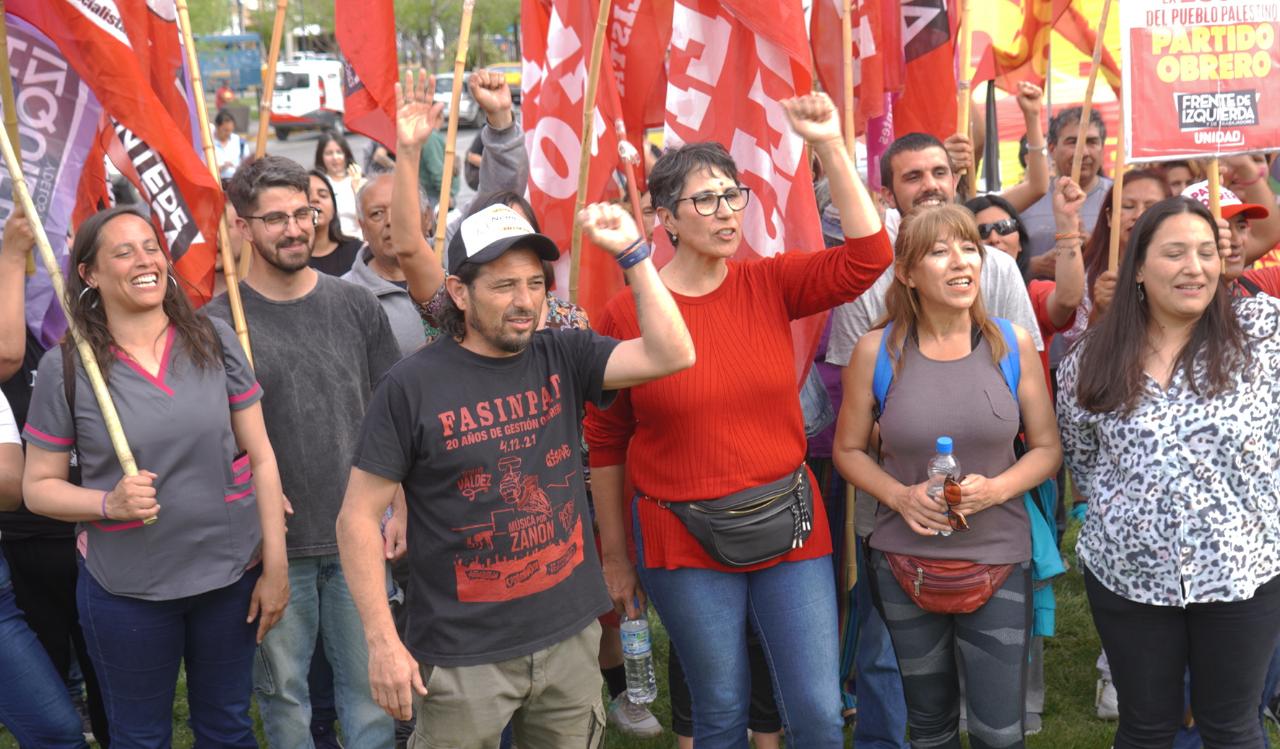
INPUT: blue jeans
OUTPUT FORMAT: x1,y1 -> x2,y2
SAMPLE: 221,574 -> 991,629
854,536 -> 909,749
78,561 -> 259,748
634,504 -> 845,748
255,554 -> 392,749
0,553 -> 87,748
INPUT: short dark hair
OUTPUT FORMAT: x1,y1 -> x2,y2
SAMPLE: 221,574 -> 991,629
436,262 -> 483,340
1048,106 -> 1106,147
647,142 -> 740,213
314,130 -> 355,174
228,155 -> 309,214
214,110 -> 236,128
880,132 -> 946,192
646,142 -> 740,246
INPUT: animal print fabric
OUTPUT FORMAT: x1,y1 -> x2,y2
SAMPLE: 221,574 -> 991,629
1057,295 -> 1280,606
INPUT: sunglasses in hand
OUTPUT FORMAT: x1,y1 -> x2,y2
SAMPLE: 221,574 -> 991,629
943,476 -> 969,532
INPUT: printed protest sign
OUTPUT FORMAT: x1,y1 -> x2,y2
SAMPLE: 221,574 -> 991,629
1121,1 -> 1280,162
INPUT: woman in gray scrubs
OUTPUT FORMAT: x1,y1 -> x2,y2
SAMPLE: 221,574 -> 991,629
20,206 -> 289,748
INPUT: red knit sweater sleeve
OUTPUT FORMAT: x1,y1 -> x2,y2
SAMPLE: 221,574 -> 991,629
584,296 -> 637,467
762,228 -> 893,320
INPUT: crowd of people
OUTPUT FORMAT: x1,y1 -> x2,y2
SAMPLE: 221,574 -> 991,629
1,64 -> 1279,749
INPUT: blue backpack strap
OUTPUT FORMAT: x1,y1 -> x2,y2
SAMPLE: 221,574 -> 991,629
872,322 -> 895,415
993,317 -> 1020,405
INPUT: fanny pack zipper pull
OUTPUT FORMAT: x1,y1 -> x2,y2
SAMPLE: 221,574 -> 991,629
914,567 -> 923,597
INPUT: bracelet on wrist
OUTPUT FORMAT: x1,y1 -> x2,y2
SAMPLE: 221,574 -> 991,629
1054,231 -> 1085,241
100,490 -> 109,520
616,241 -> 652,270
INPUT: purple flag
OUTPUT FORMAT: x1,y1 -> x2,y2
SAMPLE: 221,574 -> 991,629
0,14 -> 103,348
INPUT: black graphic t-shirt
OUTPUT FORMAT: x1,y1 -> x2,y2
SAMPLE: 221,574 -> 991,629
354,329 -> 619,666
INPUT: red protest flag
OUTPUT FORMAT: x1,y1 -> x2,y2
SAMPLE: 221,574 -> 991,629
608,0 -> 674,188
10,0 -> 223,305
662,0 -> 828,381
892,0 -> 958,143
811,0 -> 903,137
336,0 -> 398,148
523,0 -> 628,322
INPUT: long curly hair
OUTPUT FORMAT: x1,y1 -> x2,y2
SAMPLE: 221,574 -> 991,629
65,206 -> 221,377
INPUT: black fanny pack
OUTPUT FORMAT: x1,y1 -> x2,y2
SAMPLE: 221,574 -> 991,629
664,467 -> 813,567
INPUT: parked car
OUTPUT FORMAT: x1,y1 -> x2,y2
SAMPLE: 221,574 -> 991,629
434,73 -> 484,129
488,61 -> 522,104
270,58 -> 344,140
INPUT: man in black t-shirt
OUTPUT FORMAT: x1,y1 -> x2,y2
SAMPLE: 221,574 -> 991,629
337,203 -> 693,746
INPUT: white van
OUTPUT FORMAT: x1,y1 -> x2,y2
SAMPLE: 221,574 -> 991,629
270,57 -> 345,140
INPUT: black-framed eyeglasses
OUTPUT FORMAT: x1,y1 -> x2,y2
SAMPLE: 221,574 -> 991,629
242,207 -> 319,232
675,187 -> 751,217
977,218 -> 1019,238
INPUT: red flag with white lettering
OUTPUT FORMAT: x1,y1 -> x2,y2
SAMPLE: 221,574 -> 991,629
9,0 -> 223,305
662,0 -> 827,381
810,0 -> 903,137
523,0 -> 628,321
336,0 -> 398,149
893,0 -> 958,143
608,0 -> 674,186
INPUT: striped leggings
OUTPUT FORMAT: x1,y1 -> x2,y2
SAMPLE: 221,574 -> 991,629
869,550 -> 1032,749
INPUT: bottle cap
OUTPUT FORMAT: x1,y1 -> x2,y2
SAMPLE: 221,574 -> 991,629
936,436 -> 954,454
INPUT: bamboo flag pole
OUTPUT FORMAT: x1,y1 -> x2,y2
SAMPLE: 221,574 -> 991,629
1069,0 -> 1112,186
955,0 -> 973,148
0,123 -> 150,512
569,0 -> 614,303
433,0 -> 476,260
1209,157 -> 1223,274
841,0 -> 855,149
176,0 -> 253,365
1107,95 -> 1125,272
840,0 -> 859,594
255,0 -> 288,159
0,3 -> 35,276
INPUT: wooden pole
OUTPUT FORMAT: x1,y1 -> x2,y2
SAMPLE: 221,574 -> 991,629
432,0 -> 476,260
175,0 -> 254,366
1107,95 -> 1125,272
0,3 -> 35,276
569,0 -> 614,303
255,0 -> 289,159
1069,0 -> 1112,186
1209,156 -> 1223,274
841,0 -> 855,150
955,0 -> 973,148
0,122 -> 151,518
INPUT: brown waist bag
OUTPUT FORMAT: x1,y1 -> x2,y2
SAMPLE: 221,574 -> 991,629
882,552 -> 1014,614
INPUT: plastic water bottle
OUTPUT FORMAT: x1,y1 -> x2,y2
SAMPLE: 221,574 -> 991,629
620,612 -> 658,704
927,436 -> 961,537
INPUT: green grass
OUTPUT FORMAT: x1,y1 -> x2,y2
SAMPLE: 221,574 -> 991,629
3,521 -> 1276,748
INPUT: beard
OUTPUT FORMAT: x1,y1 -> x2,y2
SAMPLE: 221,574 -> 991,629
468,306 -> 537,354
255,231 -> 313,273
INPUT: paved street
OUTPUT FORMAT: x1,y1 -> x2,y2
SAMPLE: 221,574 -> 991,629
261,125 -> 481,209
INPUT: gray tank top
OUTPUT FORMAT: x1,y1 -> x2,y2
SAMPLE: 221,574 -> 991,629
870,335 -> 1030,563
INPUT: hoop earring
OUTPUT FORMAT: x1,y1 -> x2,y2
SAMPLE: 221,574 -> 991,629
1137,282 -> 1146,303
78,286 -> 100,309
168,273 -> 180,290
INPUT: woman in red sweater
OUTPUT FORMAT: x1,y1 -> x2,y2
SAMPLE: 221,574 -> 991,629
584,93 -> 891,748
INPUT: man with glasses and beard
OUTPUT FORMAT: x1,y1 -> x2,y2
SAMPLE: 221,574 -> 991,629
209,155 -> 402,749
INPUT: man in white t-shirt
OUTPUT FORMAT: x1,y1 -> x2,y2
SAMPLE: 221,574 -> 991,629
212,110 -> 247,182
